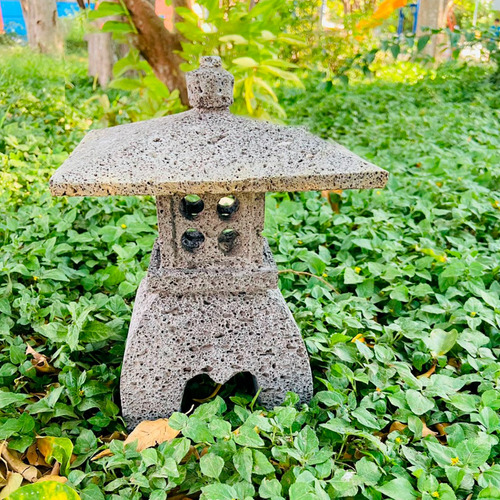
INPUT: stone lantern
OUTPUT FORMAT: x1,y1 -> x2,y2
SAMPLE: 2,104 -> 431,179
50,56 -> 388,429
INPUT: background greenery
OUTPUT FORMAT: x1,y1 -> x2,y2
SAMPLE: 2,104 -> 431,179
1,19 -> 500,500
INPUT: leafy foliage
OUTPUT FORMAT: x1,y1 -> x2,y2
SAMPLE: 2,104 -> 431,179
1,47 -> 500,499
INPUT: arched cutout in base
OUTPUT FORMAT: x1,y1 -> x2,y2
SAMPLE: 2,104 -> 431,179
181,372 -> 258,413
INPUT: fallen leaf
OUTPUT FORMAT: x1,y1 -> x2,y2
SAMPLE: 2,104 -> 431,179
0,442 -> 39,483
421,421 -> 437,438
435,423 -> 449,436
93,418 -> 179,460
25,345 -> 57,374
124,419 -> 180,452
91,449 -> 112,461
37,475 -> 67,484
26,444 -> 48,467
418,360 -> 437,379
101,431 -> 127,443
0,472 -> 23,499
389,422 -> 407,434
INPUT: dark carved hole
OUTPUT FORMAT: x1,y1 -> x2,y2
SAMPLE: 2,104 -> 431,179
218,228 -> 239,254
180,195 -> 204,220
181,229 -> 205,253
181,372 -> 258,413
217,195 -> 239,220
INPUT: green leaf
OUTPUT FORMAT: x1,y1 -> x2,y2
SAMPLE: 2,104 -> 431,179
424,329 -> 458,357
344,267 -> 365,284
295,425 -> 319,455
234,447 -> 253,482
351,408 -> 381,429
426,440 -> 457,467
406,390 -> 434,415
259,478 -> 282,498
448,394 -> 478,413
88,1 -> 126,19
219,34 -> 248,45
182,417 -> 213,443
356,457 -> 382,485
0,392 -> 30,410
201,483 -> 238,500
233,57 -> 258,68
377,477 -> 418,500
417,35 -> 431,52
101,20 -> 135,34
252,449 -> 275,475
200,453 -> 224,479
108,78 -> 142,92
233,426 -> 264,447
457,437 -> 491,468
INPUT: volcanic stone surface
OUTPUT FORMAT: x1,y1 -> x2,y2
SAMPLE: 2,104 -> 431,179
49,57 -> 387,197
49,56 -> 388,429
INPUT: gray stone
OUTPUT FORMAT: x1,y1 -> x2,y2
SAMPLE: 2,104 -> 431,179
49,56 -> 388,429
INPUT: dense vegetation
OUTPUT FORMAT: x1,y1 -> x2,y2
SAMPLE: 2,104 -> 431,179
1,48 -> 500,499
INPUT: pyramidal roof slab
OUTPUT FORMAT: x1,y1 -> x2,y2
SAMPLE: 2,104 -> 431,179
50,57 -> 388,197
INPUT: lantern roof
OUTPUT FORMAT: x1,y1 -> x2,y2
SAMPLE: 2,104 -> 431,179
50,57 -> 388,197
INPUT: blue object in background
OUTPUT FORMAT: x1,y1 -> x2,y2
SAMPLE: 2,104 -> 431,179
397,2 -> 420,36
1,0 -> 80,37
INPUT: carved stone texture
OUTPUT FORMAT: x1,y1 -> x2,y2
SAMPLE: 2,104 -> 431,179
49,56 -> 389,430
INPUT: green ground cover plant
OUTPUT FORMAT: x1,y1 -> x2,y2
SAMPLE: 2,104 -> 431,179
0,48 -> 499,499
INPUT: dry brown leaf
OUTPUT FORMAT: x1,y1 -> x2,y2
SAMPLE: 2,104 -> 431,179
37,475 -> 67,484
93,418 -> 179,460
0,472 -> 23,500
26,443 -> 48,467
91,449 -> 112,461
418,360 -> 437,379
389,422 -> 407,434
181,446 -> 199,464
26,345 -> 57,374
101,431 -> 127,443
421,421 -> 437,438
435,423 -> 449,436
124,419 -> 179,452
0,442 -> 40,483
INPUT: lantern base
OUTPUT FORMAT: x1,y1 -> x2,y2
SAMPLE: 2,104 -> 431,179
120,276 -> 313,430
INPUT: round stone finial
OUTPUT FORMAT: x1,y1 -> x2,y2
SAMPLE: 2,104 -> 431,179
186,56 -> 234,110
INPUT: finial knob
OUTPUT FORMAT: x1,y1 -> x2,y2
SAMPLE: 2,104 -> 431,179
186,56 -> 234,110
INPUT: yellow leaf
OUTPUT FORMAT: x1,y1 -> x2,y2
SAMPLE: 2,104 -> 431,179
36,437 -> 73,476
244,76 -> 255,115
4,481 -> 80,500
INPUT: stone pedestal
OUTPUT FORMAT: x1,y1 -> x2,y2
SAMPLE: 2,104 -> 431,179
120,241 -> 313,429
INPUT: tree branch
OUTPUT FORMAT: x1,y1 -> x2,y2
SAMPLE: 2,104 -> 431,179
122,0 -> 189,105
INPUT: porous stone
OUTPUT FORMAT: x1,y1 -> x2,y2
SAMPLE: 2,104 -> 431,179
121,241 -> 313,429
49,56 -> 389,429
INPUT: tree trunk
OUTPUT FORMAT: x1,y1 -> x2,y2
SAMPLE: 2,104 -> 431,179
20,0 -> 63,55
87,0 -> 123,89
122,0 -> 188,105
87,29 -> 115,88
417,0 -> 446,58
